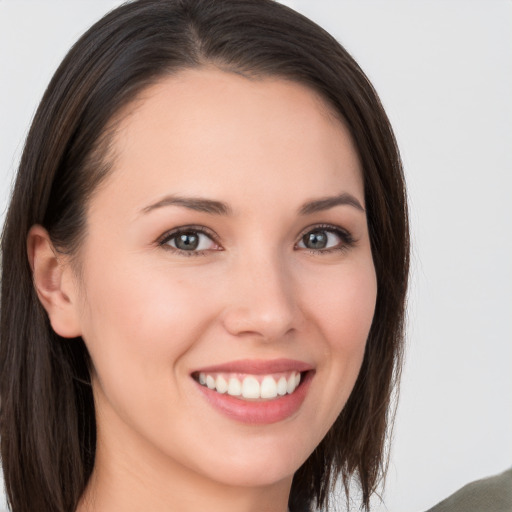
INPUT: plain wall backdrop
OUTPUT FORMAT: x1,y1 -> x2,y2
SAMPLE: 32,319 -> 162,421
1,1 -> 511,511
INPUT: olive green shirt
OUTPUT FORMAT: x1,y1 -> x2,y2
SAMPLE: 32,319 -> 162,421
426,468 -> 512,512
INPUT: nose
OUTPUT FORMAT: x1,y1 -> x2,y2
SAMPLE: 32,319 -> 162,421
220,253 -> 300,342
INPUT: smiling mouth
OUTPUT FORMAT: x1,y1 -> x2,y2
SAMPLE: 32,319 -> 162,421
192,371 -> 303,401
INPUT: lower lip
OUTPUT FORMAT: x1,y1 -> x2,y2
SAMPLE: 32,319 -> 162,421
195,371 -> 313,425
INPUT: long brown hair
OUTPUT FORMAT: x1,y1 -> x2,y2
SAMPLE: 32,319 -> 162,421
0,1 -> 409,511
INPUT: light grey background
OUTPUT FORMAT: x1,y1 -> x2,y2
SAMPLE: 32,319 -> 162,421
1,1 -> 511,511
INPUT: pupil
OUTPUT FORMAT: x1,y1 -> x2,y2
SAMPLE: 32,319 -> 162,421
304,231 -> 327,249
176,232 -> 199,250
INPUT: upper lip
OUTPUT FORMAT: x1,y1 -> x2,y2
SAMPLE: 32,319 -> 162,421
192,358 -> 314,375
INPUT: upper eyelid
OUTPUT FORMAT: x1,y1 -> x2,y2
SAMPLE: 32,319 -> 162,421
161,224 -> 217,234
157,225 -> 219,246
295,223 -> 352,240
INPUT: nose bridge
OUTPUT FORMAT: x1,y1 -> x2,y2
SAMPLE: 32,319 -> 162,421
221,245 -> 298,341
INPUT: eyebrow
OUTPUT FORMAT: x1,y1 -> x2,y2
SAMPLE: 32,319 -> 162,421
140,192 -> 364,216
141,196 -> 232,215
298,193 -> 365,215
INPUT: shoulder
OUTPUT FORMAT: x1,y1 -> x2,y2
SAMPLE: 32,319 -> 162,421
426,467 -> 512,512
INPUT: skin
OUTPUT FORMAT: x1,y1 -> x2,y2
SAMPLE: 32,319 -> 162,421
29,68 -> 377,512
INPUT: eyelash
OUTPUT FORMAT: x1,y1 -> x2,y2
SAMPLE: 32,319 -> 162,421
157,225 -> 220,257
297,223 -> 356,255
157,223 -> 355,257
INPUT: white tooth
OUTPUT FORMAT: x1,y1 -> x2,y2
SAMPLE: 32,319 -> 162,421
294,372 -> 301,388
215,375 -> 228,394
277,376 -> 288,396
260,376 -> 278,399
242,376 -> 260,399
286,374 -> 296,394
199,373 -> 206,385
206,375 -> 216,389
227,377 -> 242,396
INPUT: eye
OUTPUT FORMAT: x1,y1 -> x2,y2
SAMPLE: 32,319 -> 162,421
159,227 -> 220,255
296,225 -> 354,253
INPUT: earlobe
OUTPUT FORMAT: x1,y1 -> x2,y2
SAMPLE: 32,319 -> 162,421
27,225 -> 82,338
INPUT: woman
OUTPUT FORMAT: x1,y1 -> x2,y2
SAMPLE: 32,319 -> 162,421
0,1 -> 409,511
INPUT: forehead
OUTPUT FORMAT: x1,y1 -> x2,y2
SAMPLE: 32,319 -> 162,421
96,67 -> 363,216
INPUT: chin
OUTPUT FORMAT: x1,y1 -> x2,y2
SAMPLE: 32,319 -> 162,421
192,436 -> 310,488
206,461 -> 296,489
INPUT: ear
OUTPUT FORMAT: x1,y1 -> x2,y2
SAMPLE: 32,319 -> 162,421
27,225 -> 82,338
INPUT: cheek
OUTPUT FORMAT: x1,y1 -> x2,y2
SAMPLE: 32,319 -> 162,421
77,256 -> 219,393
302,257 -> 377,353
290,256 -> 377,444
77,257 -> 226,450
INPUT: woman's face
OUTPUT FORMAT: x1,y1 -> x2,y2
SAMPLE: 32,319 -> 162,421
70,68 -> 377,489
